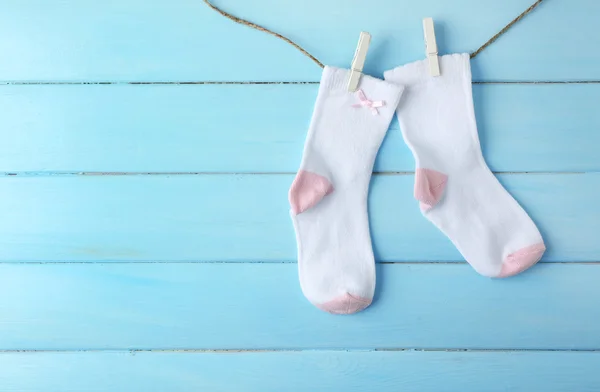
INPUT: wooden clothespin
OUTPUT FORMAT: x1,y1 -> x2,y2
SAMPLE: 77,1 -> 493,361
423,18 -> 440,77
347,32 -> 371,92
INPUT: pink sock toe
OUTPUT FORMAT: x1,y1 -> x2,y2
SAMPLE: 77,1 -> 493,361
497,242 -> 546,278
316,293 -> 372,315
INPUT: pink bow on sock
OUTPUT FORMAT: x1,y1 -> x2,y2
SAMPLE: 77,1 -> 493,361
351,89 -> 385,115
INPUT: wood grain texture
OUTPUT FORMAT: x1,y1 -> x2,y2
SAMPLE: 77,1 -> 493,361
1,0 -> 599,388
1,350 -> 599,392
1,263 -> 599,350
0,174 -> 596,262
0,0 -> 597,82
0,84 -> 598,173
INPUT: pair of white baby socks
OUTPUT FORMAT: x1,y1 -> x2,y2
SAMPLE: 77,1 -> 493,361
289,54 -> 545,314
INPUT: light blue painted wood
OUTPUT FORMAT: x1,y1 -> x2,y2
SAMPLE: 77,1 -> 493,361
0,0 -> 597,81
0,263 -> 598,350
1,0 -> 599,388
0,174 -> 595,262
1,351 -> 599,392
0,84 -> 598,173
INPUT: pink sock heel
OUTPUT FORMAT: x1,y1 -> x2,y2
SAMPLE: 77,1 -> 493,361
289,170 -> 334,215
414,168 -> 447,212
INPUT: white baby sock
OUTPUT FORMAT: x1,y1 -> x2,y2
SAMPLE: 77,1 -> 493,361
289,66 -> 403,314
384,53 -> 545,278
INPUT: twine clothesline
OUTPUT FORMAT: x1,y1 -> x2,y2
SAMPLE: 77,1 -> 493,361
202,0 -> 324,68
470,0 -> 544,59
202,0 -> 545,68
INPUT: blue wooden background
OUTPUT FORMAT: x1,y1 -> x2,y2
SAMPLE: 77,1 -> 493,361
0,0 -> 599,390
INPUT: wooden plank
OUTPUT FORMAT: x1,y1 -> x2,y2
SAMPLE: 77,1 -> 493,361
0,173 -> 596,262
0,1 -> 596,82
1,350 -> 599,391
0,84 -> 597,173
0,263 -> 599,350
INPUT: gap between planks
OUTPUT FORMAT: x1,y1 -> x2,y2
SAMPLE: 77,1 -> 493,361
1,348 -> 600,353
0,261 -> 598,264
0,171 -> 592,177
0,81 -> 599,86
